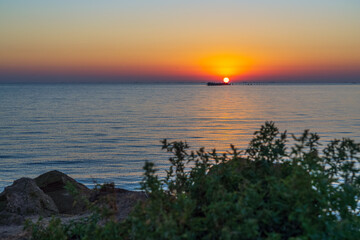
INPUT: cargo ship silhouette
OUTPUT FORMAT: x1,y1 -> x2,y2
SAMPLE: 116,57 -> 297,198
207,82 -> 231,86
207,77 -> 231,86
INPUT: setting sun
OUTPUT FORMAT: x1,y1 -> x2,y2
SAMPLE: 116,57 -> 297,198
223,77 -> 230,83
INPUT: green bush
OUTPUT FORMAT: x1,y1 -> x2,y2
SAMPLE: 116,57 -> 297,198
27,122 -> 360,240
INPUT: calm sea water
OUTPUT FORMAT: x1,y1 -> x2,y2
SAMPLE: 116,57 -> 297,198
0,83 -> 359,191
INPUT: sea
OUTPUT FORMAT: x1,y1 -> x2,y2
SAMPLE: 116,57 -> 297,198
0,83 -> 359,191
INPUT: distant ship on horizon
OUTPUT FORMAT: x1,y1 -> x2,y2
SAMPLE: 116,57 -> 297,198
207,82 -> 231,86
207,77 -> 231,86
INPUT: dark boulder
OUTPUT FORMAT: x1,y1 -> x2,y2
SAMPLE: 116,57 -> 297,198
115,189 -> 147,221
0,178 -> 58,225
89,182 -> 147,221
34,170 -> 91,214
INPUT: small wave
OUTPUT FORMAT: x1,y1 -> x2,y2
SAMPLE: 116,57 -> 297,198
64,145 -> 86,149
26,160 -> 85,165
19,131 -> 48,135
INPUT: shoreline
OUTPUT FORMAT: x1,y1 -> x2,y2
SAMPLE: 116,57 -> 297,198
0,170 -> 147,240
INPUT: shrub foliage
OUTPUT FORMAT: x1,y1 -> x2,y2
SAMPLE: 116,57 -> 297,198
28,122 -> 360,239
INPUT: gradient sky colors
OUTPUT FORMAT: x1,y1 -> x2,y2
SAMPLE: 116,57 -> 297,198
1,1 -> 360,83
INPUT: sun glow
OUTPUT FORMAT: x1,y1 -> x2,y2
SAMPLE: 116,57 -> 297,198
223,77 -> 230,83
198,54 -> 253,79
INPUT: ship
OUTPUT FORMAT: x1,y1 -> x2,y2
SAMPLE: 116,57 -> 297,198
207,82 -> 231,86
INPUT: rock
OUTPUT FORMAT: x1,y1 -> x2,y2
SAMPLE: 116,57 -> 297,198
0,222 -> 31,240
0,178 -> 58,225
114,189 -> 147,221
89,182 -> 117,202
34,170 -> 91,214
89,183 -> 147,221
0,211 -> 24,226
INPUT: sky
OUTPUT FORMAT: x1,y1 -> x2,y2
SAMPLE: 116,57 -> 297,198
1,0 -> 360,83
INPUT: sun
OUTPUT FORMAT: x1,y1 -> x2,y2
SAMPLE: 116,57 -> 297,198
223,77 -> 230,83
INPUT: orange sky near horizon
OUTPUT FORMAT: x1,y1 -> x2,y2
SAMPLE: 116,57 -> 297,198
1,1 -> 360,82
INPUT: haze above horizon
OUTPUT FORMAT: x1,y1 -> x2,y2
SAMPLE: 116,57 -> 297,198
1,1 -> 360,83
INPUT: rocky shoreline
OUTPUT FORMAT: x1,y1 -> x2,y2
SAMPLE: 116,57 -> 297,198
0,170 -> 147,239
